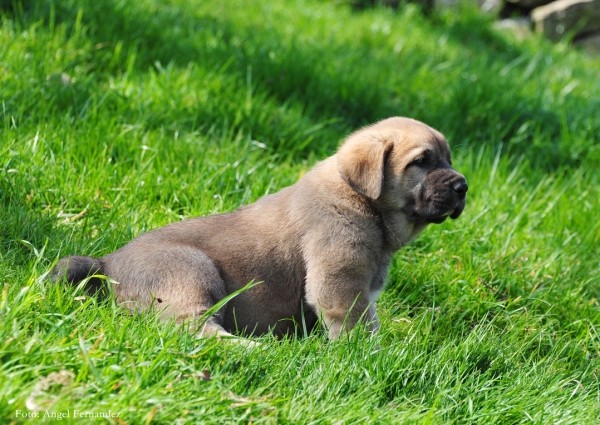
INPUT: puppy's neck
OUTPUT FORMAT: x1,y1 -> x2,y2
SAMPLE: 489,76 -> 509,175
309,157 -> 424,254
378,207 -> 428,253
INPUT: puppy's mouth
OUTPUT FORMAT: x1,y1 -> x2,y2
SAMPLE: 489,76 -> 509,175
408,199 -> 466,224
400,171 -> 468,225
427,212 -> 451,224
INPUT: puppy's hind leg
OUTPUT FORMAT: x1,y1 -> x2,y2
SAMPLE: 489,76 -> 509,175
105,245 -> 244,341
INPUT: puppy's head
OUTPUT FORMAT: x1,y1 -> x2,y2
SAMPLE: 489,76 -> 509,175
337,117 -> 467,225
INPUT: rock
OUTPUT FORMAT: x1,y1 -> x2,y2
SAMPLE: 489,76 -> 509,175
479,0 -> 504,13
493,17 -> 533,39
348,0 -> 433,9
531,0 -> 600,40
505,0 -> 553,11
574,32 -> 600,53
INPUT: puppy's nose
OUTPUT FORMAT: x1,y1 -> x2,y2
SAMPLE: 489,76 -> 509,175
452,179 -> 468,199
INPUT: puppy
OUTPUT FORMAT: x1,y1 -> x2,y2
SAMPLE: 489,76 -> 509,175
52,117 -> 467,339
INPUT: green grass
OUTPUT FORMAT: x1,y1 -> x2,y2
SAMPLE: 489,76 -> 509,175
1,0 -> 599,423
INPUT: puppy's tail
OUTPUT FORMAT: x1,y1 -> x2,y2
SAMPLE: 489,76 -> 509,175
51,256 -> 105,293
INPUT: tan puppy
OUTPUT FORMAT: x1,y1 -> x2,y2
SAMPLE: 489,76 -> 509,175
52,117 -> 468,339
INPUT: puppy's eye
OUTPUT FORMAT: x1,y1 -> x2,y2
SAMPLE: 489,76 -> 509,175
409,156 -> 427,167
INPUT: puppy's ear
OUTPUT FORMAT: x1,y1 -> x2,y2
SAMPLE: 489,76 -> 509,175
337,135 -> 393,200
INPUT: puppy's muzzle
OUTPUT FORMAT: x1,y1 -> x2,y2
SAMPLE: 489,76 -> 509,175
452,180 -> 468,200
412,169 -> 468,223
448,176 -> 468,219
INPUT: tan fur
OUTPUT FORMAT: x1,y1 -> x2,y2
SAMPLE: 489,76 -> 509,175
52,117 -> 468,340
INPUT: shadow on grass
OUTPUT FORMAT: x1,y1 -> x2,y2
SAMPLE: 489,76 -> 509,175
5,0 -> 599,169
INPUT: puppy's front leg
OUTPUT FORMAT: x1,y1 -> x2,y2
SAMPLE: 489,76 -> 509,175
310,289 -> 378,339
305,264 -> 379,339
367,303 -> 380,333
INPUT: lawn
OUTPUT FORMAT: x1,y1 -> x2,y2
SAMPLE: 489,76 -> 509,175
1,0 -> 599,423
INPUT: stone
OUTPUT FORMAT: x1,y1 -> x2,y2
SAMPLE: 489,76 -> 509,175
505,0 -> 553,11
479,0 -> 504,13
493,17 -> 533,39
574,31 -> 600,53
531,0 -> 600,40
